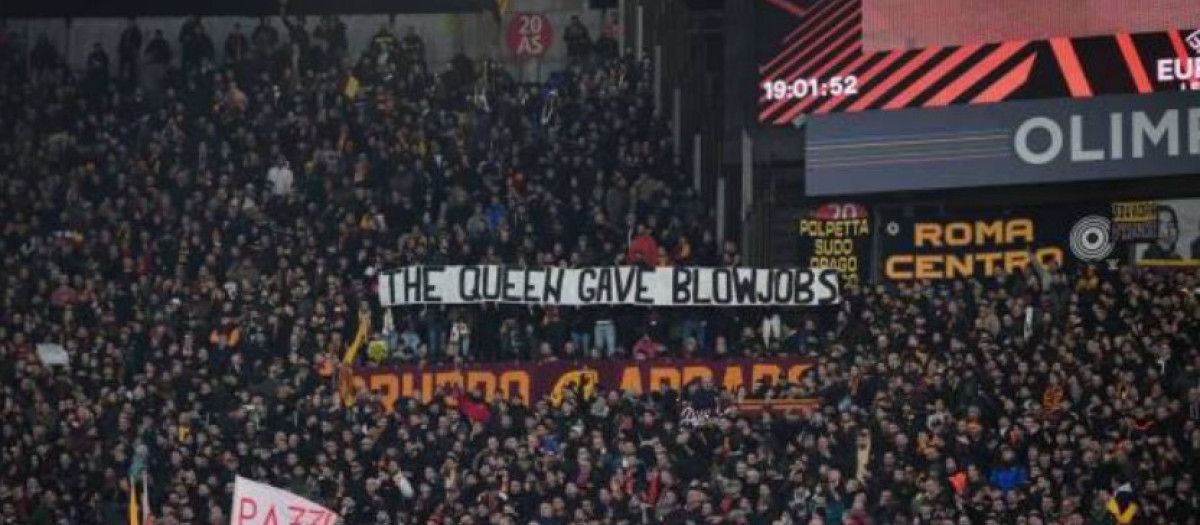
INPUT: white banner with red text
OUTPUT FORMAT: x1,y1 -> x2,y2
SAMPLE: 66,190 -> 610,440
230,476 -> 339,525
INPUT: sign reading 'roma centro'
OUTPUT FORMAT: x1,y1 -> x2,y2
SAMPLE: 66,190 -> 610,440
882,218 -> 1065,280
352,357 -> 815,411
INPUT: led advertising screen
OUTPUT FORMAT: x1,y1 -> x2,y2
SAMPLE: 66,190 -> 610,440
756,0 -> 1200,124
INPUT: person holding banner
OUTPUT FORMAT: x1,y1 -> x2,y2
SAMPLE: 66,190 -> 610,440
594,305 -> 618,358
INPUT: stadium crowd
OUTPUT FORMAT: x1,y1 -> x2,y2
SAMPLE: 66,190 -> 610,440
1,14 -> 1199,525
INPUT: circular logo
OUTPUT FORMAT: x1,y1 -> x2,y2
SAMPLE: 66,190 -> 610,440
886,222 -> 900,236
1070,215 -> 1113,261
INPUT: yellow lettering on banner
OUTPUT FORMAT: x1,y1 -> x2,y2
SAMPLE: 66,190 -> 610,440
619,367 -> 644,395
722,366 -> 745,393
435,372 -> 464,394
945,223 -> 971,246
915,224 -> 941,247
913,219 -> 1036,249
498,371 -> 531,403
1009,219 -> 1034,243
752,364 -> 783,386
798,218 -> 869,238
421,372 -> 434,401
945,254 -> 972,278
369,374 -> 401,413
974,252 -> 1002,275
466,372 -> 496,399
357,363 -> 816,413
890,250 -> 1061,280
1112,201 -> 1156,223
886,255 -> 914,280
915,256 -> 940,279
1037,247 -> 1065,268
976,221 -> 1003,245
798,220 -> 817,236
816,238 -> 853,255
548,369 -> 599,406
786,365 -> 812,384
682,366 -> 714,385
810,256 -> 858,273
649,368 -> 682,391
1005,251 -> 1031,272
399,373 -> 412,398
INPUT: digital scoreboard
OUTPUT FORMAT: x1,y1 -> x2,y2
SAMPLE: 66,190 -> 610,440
756,0 -> 1200,125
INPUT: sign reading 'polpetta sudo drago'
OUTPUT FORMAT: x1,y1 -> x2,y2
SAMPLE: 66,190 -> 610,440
376,266 -> 841,307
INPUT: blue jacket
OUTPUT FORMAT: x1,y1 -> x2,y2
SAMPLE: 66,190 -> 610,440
989,465 -> 1029,492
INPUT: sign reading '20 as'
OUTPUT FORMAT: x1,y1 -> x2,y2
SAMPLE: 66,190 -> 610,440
507,13 -> 554,59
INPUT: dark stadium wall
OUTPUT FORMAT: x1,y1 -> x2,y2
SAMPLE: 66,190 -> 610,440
5,6 -> 607,81
721,0 -> 755,154
718,0 -> 762,260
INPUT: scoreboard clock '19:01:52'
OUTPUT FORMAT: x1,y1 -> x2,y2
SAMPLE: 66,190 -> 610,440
762,76 -> 860,101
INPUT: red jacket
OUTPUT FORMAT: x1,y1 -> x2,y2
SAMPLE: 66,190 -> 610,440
632,337 -> 658,359
457,393 -> 491,423
627,234 -> 659,266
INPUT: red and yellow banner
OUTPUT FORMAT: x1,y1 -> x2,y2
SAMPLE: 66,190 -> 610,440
351,357 -> 816,413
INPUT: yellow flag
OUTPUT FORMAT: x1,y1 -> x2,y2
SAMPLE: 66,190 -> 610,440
338,365 -> 357,407
343,75 -> 360,99
128,477 -> 140,525
496,0 -> 510,16
338,311 -> 371,407
342,311 -> 371,365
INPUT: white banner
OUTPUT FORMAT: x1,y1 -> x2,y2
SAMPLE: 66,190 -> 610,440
231,476 -> 340,525
377,266 -> 840,307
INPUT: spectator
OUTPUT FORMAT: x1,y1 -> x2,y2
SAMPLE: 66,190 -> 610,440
145,29 -> 172,66
251,17 -> 280,60
369,23 -> 397,77
627,224 -> 659,267
400,26 -> 425,72
225,23 -> 250,64
118,18 -> 143,87
224,79 -> 248,113
281,16 -> 309,70
85,42 -> 110,90
313,15 -> 347,66
449,312 -> 471,360
208,316 -> 242,351
266,156 -> 294,196
595,24 -> 619,63
631,331 -> 659,359
189,21 -> 215,73
30,34 -> 60,78
178,15 -> 204,71
564,15 -> 592,62
594,305 -> 618,358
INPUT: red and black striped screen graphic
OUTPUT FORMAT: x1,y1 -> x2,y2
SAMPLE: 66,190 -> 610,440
757,0 -> 1200,125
